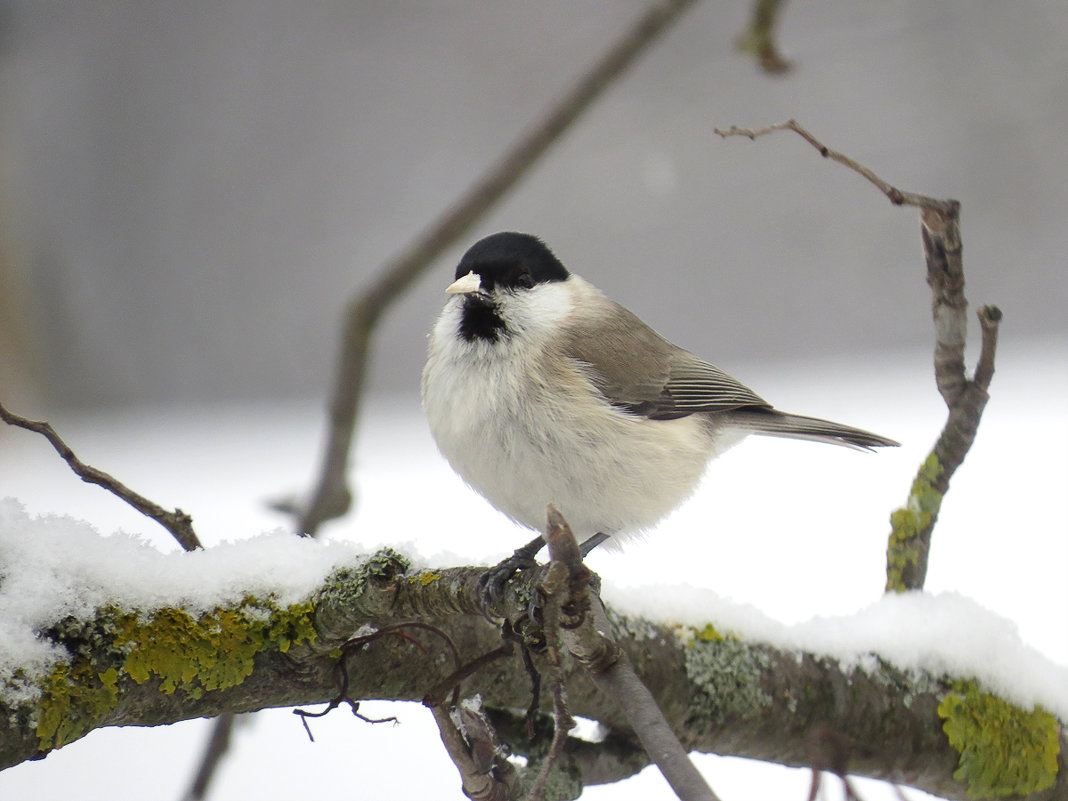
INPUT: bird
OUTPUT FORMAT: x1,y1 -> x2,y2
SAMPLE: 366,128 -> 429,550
421,231 -> 897,559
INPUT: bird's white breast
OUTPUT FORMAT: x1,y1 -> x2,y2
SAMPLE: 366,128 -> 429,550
421,277 -> 717,543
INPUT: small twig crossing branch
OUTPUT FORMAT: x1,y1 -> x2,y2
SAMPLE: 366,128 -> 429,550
715,119 -> 1002,591
523,560 -> 577,801
430,700 -> 520,801
0,400 -> 202,552
543,507 -> 721,801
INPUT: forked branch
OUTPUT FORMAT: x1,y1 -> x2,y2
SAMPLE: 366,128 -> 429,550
715,118 -> 1002,591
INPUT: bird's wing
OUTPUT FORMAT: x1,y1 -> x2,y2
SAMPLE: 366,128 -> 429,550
561,300 -> 771,420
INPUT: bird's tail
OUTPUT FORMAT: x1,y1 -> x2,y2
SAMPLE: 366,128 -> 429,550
729,409 -> 899,451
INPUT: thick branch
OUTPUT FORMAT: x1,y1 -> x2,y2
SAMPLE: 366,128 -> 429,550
1,552 -> 1061,800
296,0 -> 700,538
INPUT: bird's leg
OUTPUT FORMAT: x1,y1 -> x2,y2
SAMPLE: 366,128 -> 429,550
578,532 -> 610,556
478,532 -> 611,619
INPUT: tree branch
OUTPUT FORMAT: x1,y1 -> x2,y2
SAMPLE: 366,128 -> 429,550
713,119 -> 1003,592
542,507 -> 719,801
2,548 -> 1061,799
0,400 -> 202,552
295,0 -> 701,538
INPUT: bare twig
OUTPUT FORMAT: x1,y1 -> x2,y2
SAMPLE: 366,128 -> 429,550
430,700 -> 520,801
293,622 -> 465,743
295,0 -> 701,538
423,643 -> 515,708
543,507 -> 721,801
713,119 -> 1002,592
735,0 -> 792,74
714,119 -> 958,213
293,655 -> 398,742
806,770 -> 820,801
522,559 -> 577,801
0,399 -> 202,552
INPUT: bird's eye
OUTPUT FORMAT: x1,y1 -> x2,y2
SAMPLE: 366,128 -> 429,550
514,273 -> 534,289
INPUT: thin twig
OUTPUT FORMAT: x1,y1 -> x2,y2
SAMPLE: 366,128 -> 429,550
293,622 -> 457,740
714,119 -> 958,213
523,560 -> 577,801
544,507 -> 721,801
295,0 -> 701,538
423,643 -> 514,709
0,399 -> 202,552
714,118 -> 1002,592
293,656 -> 398,742
430,701 -> 520,801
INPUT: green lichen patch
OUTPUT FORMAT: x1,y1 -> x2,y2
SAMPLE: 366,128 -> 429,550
364,548 -> 411,580
937,680 -> 1059,797
684,631 -> 772,730
113,597 -> 317,699
312,550 -> 411,631
412,571 -> 441,587
671,621 -> 740,647
886,452 -> 944,592
692,623 -> 727,643
35,661 -> 120,751
32,595 -> 317,753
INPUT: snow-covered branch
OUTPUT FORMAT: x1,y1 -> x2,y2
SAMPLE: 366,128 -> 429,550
1,505 -> 1063,799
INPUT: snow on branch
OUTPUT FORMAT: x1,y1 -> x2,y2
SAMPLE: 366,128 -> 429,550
0,503 -> 1063,798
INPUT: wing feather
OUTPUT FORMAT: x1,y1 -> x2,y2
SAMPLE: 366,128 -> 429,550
561,298 -> 770,420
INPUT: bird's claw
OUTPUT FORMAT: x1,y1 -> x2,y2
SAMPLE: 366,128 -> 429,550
478,535 -> 546,621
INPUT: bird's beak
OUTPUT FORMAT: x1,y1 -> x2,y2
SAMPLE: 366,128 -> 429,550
446,271 -> 482,295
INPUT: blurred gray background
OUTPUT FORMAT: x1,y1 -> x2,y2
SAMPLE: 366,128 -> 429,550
1,0 -> 1065,411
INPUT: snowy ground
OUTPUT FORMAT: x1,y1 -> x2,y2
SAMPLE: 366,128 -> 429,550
0,339 -> 1064,800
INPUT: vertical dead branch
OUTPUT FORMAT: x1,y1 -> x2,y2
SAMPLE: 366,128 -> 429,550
713,119 -> 1002,592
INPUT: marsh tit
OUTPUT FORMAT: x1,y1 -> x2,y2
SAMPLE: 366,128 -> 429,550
422,232 -> 896,554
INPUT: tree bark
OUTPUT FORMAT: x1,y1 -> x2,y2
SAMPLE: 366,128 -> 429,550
2,551 -> 1062,800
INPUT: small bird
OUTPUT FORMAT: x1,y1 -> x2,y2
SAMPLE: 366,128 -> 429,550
422,232 -> 896,555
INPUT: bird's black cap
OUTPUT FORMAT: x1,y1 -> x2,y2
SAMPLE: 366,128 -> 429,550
455,232 -> 570,291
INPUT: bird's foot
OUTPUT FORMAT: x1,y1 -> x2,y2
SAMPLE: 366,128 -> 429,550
478,534 -> 546,620
477,531 -> 610,620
